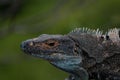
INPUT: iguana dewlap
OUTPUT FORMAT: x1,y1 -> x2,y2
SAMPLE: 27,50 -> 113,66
21,28 -> 120,80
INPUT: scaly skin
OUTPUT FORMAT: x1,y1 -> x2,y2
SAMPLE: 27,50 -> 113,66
21,28 -> 120,80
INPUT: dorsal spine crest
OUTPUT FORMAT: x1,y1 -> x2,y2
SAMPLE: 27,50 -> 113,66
69,27 -> 120,43
69,27 -> 103,38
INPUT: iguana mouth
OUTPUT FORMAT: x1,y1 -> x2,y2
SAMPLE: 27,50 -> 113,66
30,52 -> 79,61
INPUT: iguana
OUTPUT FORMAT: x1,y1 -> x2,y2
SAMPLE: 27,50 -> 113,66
20,28 -> 120,80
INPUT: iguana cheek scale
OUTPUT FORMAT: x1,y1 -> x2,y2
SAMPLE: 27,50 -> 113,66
21,28 -> 120,80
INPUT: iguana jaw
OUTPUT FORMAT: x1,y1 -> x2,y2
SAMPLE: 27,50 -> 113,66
30,51 -> 82,73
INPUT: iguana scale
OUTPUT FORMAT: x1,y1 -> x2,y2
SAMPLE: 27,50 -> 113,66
21,28 -> 120,80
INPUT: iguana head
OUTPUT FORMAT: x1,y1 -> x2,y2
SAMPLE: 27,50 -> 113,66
21,34 -> 82,72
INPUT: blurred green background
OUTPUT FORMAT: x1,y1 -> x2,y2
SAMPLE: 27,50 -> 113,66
0,0 -> 120,80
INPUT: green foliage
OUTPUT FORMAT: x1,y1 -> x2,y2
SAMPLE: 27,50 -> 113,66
0,0 -> 120,80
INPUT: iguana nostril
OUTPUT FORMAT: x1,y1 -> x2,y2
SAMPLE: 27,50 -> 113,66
29,41 -> 34,46
20,40 -> 34,51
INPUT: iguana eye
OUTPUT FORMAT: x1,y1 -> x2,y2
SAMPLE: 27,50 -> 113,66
47,42 -> 55,46
46,40 -> 59,47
